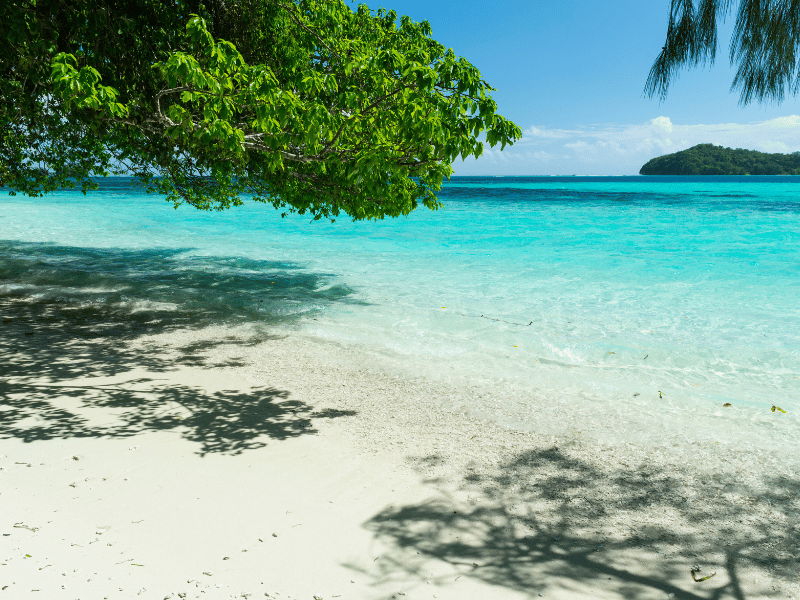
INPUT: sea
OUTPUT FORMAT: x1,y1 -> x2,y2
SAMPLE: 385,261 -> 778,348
2,176 -> 799,467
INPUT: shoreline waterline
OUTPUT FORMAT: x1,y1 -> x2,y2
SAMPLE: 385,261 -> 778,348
2,309 -> 798,598
2,176 -> 799,466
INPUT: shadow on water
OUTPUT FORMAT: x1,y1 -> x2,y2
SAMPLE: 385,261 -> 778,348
363,447 -> 799,600
0,241 -> 358,455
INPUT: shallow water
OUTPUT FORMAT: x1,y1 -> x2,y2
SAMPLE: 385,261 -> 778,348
2,176 -> 798,465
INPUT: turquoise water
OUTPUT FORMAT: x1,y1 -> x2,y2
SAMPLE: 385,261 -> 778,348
2,176 -> 799,460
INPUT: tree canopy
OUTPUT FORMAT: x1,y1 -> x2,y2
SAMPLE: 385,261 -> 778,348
646,0 -> 800,104
1,0 -> 520,220
639,143 -> 800,175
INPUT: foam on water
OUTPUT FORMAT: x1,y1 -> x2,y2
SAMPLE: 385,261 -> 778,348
2,176 -> 798,466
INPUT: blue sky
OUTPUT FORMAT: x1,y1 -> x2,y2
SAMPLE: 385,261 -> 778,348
378,0 -> 800,175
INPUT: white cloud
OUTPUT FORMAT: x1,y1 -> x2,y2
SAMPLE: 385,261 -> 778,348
758,140 -> 791,153
763,115 -> 800,128
523,125 -> 573,139
651,116 -> 673,134
456,115 -> 800,175
530,150 -> 554,161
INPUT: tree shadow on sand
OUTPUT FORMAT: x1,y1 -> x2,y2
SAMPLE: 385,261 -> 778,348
0,241 -> 358,455
362,447 -> 799,599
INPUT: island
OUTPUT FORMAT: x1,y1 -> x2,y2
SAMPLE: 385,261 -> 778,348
639,143 -> 800,175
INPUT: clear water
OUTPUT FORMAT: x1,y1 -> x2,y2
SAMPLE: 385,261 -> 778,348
2,176 -> 799,463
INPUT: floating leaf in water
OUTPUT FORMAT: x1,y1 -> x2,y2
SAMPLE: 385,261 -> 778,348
771,405 -> 786,413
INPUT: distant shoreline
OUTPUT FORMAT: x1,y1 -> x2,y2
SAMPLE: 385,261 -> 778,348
640,143 -> 800,175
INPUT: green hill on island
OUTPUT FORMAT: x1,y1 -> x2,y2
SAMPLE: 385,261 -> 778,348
640,144 -> 800,175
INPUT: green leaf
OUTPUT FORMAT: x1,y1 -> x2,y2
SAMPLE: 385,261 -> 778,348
5,0 -> 519,220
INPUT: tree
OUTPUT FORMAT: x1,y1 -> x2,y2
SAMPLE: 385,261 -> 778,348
639,143 -> 800,174
645,0 -> 800,105
1,0 -> 520,220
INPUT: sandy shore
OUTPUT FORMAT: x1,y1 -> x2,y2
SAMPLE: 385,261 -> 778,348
1,294 -> 798,600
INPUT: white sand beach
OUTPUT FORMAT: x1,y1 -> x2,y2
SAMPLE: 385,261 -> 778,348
1,295 -> 798,600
